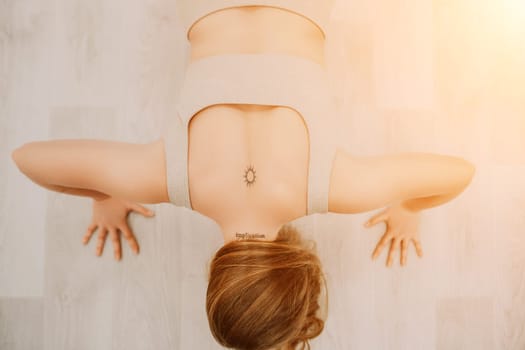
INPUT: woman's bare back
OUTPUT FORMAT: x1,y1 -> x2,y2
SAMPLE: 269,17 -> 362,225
180,6 -> 328,232
187,103 -> 311,233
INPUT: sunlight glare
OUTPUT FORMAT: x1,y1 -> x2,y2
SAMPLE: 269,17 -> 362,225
501,0 -> 525,36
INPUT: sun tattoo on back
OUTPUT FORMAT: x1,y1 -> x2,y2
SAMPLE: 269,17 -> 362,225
243,164 -> 257,187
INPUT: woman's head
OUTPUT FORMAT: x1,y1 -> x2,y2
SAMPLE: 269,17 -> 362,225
206,224 -> 328,350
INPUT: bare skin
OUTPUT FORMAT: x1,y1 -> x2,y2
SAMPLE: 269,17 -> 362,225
365,200 -> 424,267
10,7 -> 476,266
187,6 -> 326,65
185,6 -> 326,241
85,197 -> 154,260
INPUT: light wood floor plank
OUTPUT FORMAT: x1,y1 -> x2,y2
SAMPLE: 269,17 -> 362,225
0,297 -> 44,350
2,0 -> 524,349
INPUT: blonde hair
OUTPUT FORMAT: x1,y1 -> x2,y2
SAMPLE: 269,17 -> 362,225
206,224 -> 328,350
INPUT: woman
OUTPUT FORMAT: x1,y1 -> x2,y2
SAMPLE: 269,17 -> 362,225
11,4 -> 476,350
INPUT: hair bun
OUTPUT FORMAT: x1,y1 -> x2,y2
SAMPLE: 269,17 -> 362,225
206,223 -> 328,350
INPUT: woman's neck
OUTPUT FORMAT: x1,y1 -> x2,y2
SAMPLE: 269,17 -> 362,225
221,223 -> 283,244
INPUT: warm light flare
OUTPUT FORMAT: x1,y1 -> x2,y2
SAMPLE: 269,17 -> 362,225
501,0 -> 525,36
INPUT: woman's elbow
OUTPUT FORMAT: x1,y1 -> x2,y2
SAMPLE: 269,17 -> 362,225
11,143 -> 33,172
11,145 -> 24,166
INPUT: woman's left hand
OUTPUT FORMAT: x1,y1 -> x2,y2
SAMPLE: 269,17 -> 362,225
364,200 -> 424,267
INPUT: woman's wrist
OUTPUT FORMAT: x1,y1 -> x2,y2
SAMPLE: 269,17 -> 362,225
399,199 -> 420,213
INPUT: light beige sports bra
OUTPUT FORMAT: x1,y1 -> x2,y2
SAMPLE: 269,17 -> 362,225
177,0 -> 335,39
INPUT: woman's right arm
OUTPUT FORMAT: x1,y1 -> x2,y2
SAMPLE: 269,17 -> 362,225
11,139 -> 167,261
328,151 -> 476,214
11,138 -> 170,204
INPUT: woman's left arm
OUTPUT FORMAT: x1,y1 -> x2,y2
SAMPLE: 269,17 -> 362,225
329,151 -> 476,214
330,151 -> 476,267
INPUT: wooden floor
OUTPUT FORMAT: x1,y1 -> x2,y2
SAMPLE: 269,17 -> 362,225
1,0 -> 524,349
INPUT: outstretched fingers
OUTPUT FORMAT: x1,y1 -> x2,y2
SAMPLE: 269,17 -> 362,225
365,210 -> 388,228
96,227 -> 109,256
109,228 -> 121,261
387,236 -> 401,267
401,239 -> 408,266
121,224 -> 139,255
129,203 -> 155,218
372,230 -> 393,260
412,238 -> 424,257
83,223 -> 98,244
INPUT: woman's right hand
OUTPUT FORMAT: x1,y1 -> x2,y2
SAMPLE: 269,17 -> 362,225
82,196 -> 155,261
